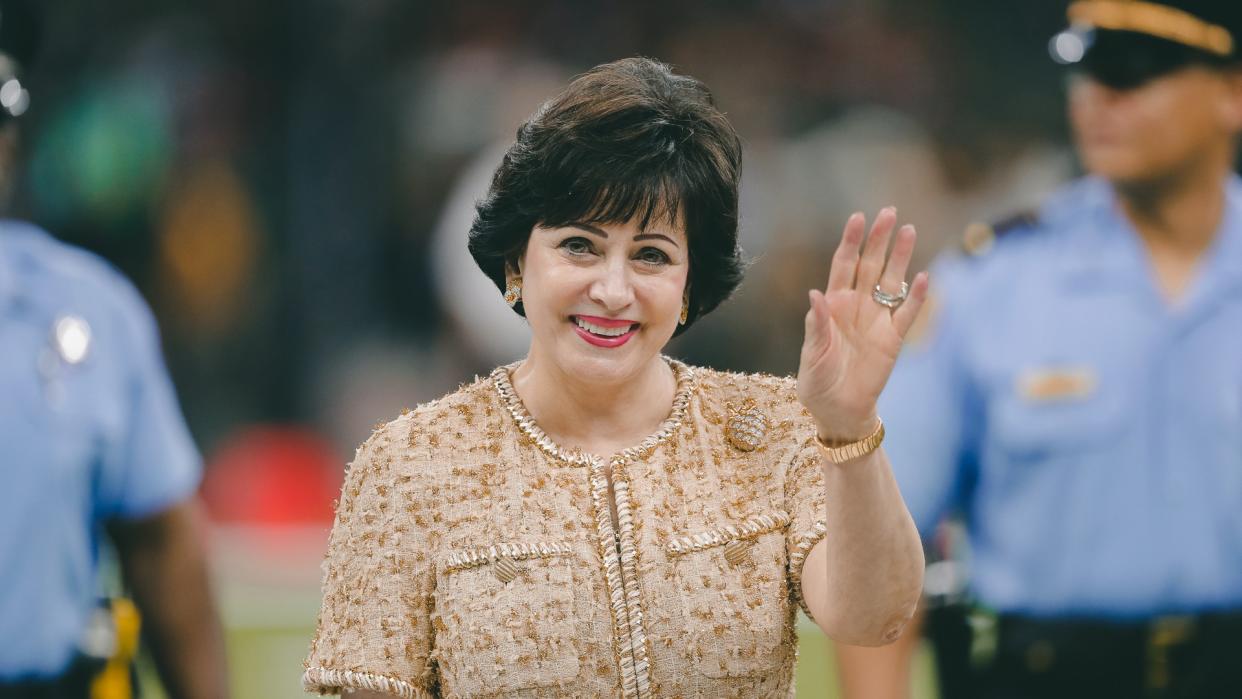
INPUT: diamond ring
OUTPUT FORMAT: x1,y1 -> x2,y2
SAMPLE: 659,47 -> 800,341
872,281 -> 909,309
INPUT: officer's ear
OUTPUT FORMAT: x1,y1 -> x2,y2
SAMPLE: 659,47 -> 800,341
1218,65 -> 1242,135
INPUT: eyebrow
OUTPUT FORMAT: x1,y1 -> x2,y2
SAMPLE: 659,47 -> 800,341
634,233 -> 680,247
567,222 -> 681,248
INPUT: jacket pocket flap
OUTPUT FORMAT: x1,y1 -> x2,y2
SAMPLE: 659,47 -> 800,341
665,510 -> 790,556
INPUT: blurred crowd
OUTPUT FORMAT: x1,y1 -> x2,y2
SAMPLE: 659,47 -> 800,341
7,4 -> 1084,693
21,1 -> 1242,697
14,0 -> 1073,479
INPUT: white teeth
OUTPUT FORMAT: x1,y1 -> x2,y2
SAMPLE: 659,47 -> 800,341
574,317 -> 634,337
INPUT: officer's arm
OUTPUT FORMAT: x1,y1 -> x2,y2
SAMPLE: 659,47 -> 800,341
108,498 -> 230,699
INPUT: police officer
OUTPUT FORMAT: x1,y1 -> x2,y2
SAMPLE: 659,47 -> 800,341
0,3 -> 229,697
835,1 -> 1242,697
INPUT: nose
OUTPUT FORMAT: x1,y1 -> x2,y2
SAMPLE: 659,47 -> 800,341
588,257 -> 635,312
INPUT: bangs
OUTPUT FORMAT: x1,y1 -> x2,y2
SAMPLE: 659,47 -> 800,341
530,103 -> 720,236
541,170 -> 687,234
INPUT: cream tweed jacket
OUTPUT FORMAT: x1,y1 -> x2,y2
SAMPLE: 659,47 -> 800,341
303,359 -> 829,698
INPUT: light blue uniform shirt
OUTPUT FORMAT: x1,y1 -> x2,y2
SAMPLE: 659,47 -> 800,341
0,222 -> 200,679
882,176 -> 1242,619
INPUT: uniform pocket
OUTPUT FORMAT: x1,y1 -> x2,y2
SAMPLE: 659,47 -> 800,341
433,541 -> 582,694
665,511 -> 792,679
989,366 -> 1128,458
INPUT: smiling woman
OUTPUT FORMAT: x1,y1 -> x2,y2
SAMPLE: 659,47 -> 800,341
303,57 -> 926,699
468,57 -> 745,337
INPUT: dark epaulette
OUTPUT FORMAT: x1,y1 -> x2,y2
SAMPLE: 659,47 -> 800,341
960,209 -> 1040,257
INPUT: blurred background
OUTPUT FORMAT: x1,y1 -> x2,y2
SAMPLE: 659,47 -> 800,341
13,0 -> 1082,696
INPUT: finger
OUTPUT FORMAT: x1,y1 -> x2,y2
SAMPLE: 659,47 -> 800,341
803,289 -> 836,354
804,290 -> 819,340
854,207 -> 897,296
826,212 -> 866,293
878,224 -> 917,294
892,271 -> 930,337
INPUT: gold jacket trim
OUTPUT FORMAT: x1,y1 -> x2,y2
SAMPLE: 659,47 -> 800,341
789,521 -> 830,620
489,356 -> 696,467
489,358 -> 696,698
303,667 -> 432,698
442,541 -> 574,574
665,510 -> 792,556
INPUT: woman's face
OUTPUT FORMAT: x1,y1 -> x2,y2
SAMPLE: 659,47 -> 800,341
517,216 -> 689,386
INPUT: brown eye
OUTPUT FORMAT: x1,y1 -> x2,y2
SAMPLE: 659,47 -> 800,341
560,237 -> 594,255
637,247 -> 671,265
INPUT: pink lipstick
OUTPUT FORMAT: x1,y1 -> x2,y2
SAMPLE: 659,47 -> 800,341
571,315 -> 639,348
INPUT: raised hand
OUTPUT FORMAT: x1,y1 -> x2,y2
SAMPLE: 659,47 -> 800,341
797,208 -> 929,442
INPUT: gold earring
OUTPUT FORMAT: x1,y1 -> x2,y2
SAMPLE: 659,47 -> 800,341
504,276 -> 523,307
679,297 -> 689,325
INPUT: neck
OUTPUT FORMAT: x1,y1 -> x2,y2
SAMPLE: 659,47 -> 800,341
510,349 -> 677,454
1113,159 -> 1230,259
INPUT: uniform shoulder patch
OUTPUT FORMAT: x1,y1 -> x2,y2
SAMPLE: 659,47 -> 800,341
961,209 -> 1040,257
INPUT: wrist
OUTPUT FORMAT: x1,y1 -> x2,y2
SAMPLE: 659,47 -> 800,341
815,414 -> 880,445
814,418 -> 884,465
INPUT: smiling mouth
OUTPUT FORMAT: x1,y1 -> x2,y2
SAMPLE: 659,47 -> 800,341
572,316 -> 638,337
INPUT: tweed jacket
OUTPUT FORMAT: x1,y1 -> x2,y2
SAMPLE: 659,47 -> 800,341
303,359 -> 829,698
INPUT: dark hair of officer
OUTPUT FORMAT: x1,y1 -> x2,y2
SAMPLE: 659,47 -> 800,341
468,57 -> 745,336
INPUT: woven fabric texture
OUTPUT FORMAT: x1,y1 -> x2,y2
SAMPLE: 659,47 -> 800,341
303,361 -> 828,698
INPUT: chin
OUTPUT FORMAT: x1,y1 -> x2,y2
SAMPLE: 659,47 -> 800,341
553,328 -> 668,384
1080,148 -> 1151,186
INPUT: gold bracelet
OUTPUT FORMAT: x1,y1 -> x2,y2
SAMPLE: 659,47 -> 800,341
815,418 -> 885,464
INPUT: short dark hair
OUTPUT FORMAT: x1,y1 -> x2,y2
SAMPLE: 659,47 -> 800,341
468,57 -> 744,335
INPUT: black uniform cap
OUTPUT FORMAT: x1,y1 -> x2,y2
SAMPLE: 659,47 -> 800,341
1051,1 -> 1242,88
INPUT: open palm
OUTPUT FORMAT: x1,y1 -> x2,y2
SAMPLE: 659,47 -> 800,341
797,208 -> 930,441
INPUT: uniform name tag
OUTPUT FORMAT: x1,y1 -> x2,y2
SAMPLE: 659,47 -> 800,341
1016,367 -> 1098,402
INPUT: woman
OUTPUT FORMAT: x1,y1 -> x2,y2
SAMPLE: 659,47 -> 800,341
304,57 -> 926,698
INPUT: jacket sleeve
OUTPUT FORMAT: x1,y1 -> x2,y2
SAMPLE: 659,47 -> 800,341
760,378 -> 828,623
303,422 -> 438,698
781,425 -> 828,622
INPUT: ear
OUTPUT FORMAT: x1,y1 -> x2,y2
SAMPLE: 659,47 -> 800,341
505,251 -> 526,282
1218,67 -> 1242,134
